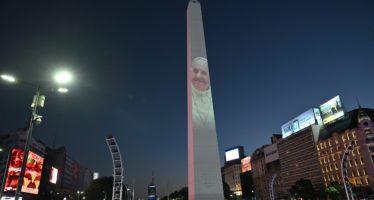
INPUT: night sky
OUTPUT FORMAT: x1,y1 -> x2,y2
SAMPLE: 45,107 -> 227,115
0,0 -> 373,198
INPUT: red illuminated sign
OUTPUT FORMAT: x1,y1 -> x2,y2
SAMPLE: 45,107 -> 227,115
21,151 -> 44,194
4,149 -> 24,192
3,149 -> 44,195
241,156 -> 252,173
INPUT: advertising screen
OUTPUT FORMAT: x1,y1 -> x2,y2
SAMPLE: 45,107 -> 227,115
4,149 -> 24,192
320,95 -> 344,124
50,167 -> 58,184
93,172 -> 99,180
21,151 -> 44,194
241,156 -> 251,172
225,148 -> 239,162
282,109 -> 317,138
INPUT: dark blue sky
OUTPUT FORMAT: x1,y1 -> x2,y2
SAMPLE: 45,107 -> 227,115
0,0 -> 373,198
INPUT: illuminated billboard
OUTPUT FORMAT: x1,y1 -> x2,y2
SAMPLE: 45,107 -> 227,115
93,172 -> 99,180
282,109 -> 318,138
241,156 -> 251,172
21,151 -> 44,194
50,167 -> 58,184
4,149 -> 24,192
320,95 -> 344,124
225,148 -> 239,162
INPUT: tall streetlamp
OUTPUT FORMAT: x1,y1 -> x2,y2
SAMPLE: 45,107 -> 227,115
77,191 -> 84,200
1,71 -> 72,200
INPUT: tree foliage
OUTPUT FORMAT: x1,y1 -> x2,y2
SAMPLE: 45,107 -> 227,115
85,176 -> 113,200
325,181 -> 344,200
160,187 -> 188,200
289,178 -> 316,200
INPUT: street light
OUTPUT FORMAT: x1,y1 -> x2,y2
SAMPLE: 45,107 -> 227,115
54,71 -> 72,84
1,71 -> 73,200
77,191 -> 84,200
57,88 -> 69,93
1,74 -> 16,83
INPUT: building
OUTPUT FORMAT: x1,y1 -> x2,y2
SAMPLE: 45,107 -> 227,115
38,146 -> 94,199
148,173 -> 156,200
0,128 -> 47,200
251,135 -> 283,200
278,126 -> 325,198
316,108 -> 374,198
221,146 -> 244,196
0,129 -> 94,200
251,146 -> 268,200
240,156 -> 254,200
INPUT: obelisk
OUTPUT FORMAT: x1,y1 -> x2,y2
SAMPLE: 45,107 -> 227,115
187,0 -> 224,199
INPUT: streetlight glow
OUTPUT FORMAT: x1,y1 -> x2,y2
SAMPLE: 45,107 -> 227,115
1,74 -> 16,83
54,71 -> 72,84
58,88 -> 69,93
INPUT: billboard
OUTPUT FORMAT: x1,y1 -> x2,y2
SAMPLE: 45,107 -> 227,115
21,151 -> 44,194
93,172 -> 99,180
264,144 -> 279,164
320,95 -> 344,124
241,156 -> 251,172
50,167 -> 58,184
282,109 -> 318,138
4,149 -> 24,192
4,149 -> 44,195
225,148 -> 240,162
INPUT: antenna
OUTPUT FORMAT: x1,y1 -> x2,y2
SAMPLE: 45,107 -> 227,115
356,97 -> 362,109
152,170 -> 155,185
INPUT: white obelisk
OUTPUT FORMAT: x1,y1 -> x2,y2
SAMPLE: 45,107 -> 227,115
187,0 -> 224,199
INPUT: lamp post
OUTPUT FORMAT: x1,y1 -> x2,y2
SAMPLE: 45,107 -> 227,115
77,191 -> 84,200
1,71 -> 72,200
0,147 -> 11,197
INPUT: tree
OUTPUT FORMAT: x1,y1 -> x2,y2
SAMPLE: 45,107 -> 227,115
160,186 -> 188,200
289,178 -> 316,200
325,182 -> 344,200
85,176 -> 113,200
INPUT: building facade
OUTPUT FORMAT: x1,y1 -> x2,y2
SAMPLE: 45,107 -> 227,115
317,108 -> 374,197
0,129 -> 94,200
251,136 -> 283,200
38,146 -> 93,199
278,126 -> 325,198
0,128 -> 46,199
222,146 -> 245,196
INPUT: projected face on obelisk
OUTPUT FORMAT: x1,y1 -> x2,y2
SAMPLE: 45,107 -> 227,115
191,57 -> 214,128
191,57 -> 210,92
